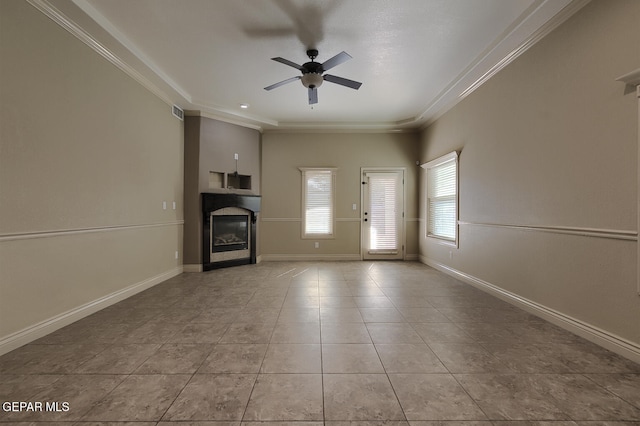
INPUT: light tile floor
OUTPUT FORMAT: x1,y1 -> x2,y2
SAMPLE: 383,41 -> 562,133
1,261 -> 640,424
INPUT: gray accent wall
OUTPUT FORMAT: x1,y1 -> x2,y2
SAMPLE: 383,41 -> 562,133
183,116 -> 261,265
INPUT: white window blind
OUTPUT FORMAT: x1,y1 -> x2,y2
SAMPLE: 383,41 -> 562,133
301,168 -> 335,237
423,152 -> 458,243
369,174 -> 399,252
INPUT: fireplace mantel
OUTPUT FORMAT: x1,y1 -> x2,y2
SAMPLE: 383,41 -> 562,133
202,193 -> 261,214
202,193 -> 261,270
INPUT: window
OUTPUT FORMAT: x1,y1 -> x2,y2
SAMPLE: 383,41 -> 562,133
300,168 -> 336,238
421,151 -> 458,245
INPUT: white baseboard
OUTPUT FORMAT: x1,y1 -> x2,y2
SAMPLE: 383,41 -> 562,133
261,254 -> 362,262
420,256 -> 640,364
261,254 -> 419,262
0,266 -> 183,356
183,264 -> 203,273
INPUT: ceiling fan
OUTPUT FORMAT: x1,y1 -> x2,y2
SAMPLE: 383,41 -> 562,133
264,49 -> 362,105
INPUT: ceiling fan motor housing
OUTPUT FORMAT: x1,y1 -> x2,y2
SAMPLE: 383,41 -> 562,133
301,51 -> 324,88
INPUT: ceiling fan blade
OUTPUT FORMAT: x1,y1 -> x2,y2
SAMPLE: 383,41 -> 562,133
264,76 -> 301,91
321,51 -> 352,71
271,57 -> 304,71
308,87 -> 318,104
323,74 -> 362,90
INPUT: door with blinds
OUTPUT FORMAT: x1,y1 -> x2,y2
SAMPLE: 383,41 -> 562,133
361,169 -> 404,260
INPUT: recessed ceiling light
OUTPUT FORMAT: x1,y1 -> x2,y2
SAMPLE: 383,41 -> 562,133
240,103 -> 249,109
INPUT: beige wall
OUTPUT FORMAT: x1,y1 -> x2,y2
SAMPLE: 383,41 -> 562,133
0,1 -> 183,352
183,116 -> 261,265
261,132 -> 419,259
419,0 -> 640,350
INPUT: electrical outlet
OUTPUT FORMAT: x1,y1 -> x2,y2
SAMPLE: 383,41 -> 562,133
175,251 -> 179,259
352,203 -> 357,210
314,242 -> 319,249
162,201 -> 167,210
234,153 -> 239,160
172,201 -> 176,210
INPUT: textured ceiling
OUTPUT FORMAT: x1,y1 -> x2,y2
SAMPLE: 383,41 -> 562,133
44,0 -> 587,130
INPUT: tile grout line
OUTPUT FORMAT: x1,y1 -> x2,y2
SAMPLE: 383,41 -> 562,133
319,276 -> 326,423
578,372 -> 640,418
367,270 -> 409,422
155,277 -> 224,423
240,269 -> 292,422
388,276 -> 491,422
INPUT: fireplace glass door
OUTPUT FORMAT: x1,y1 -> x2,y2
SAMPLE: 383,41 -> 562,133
212,215 -> 249,252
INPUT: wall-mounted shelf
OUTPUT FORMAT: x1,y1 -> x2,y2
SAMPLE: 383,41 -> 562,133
617,68 -> 640,98
617,68 -> 640,86
209,171 -> 252,191
227,173 -> 251,190
209,172 -> 225,189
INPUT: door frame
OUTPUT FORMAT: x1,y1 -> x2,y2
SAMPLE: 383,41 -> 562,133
360,167 -> 406,260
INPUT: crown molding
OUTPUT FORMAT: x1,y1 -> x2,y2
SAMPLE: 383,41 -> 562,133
30,0 -> 275,132
263,127 -> 418,135
457,0 -> 591,101
184,110 -> 265,132
69,0 -> 191,102
29,0 -> 590,133
26,0 -> 176,107
419,0 -> 591,130
189,99 -> 279,129
28,0 -> 389,133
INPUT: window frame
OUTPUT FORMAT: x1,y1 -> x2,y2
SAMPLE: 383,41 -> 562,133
299,167 -> 337,239
421,151 -> 459,247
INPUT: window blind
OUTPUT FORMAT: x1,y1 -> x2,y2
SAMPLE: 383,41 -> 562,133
427,157 -> 457,241
304,170 -> 334,235
368,174 -> 398,251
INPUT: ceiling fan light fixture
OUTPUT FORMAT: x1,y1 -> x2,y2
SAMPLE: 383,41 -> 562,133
301,72 -> 323,89
266,50 -> 360,105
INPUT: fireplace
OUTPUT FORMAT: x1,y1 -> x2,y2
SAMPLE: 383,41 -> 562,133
212,215 -> 248,252
202,193 -> 261,270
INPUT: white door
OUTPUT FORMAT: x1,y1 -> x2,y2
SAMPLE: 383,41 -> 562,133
361,169 -> 404,260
